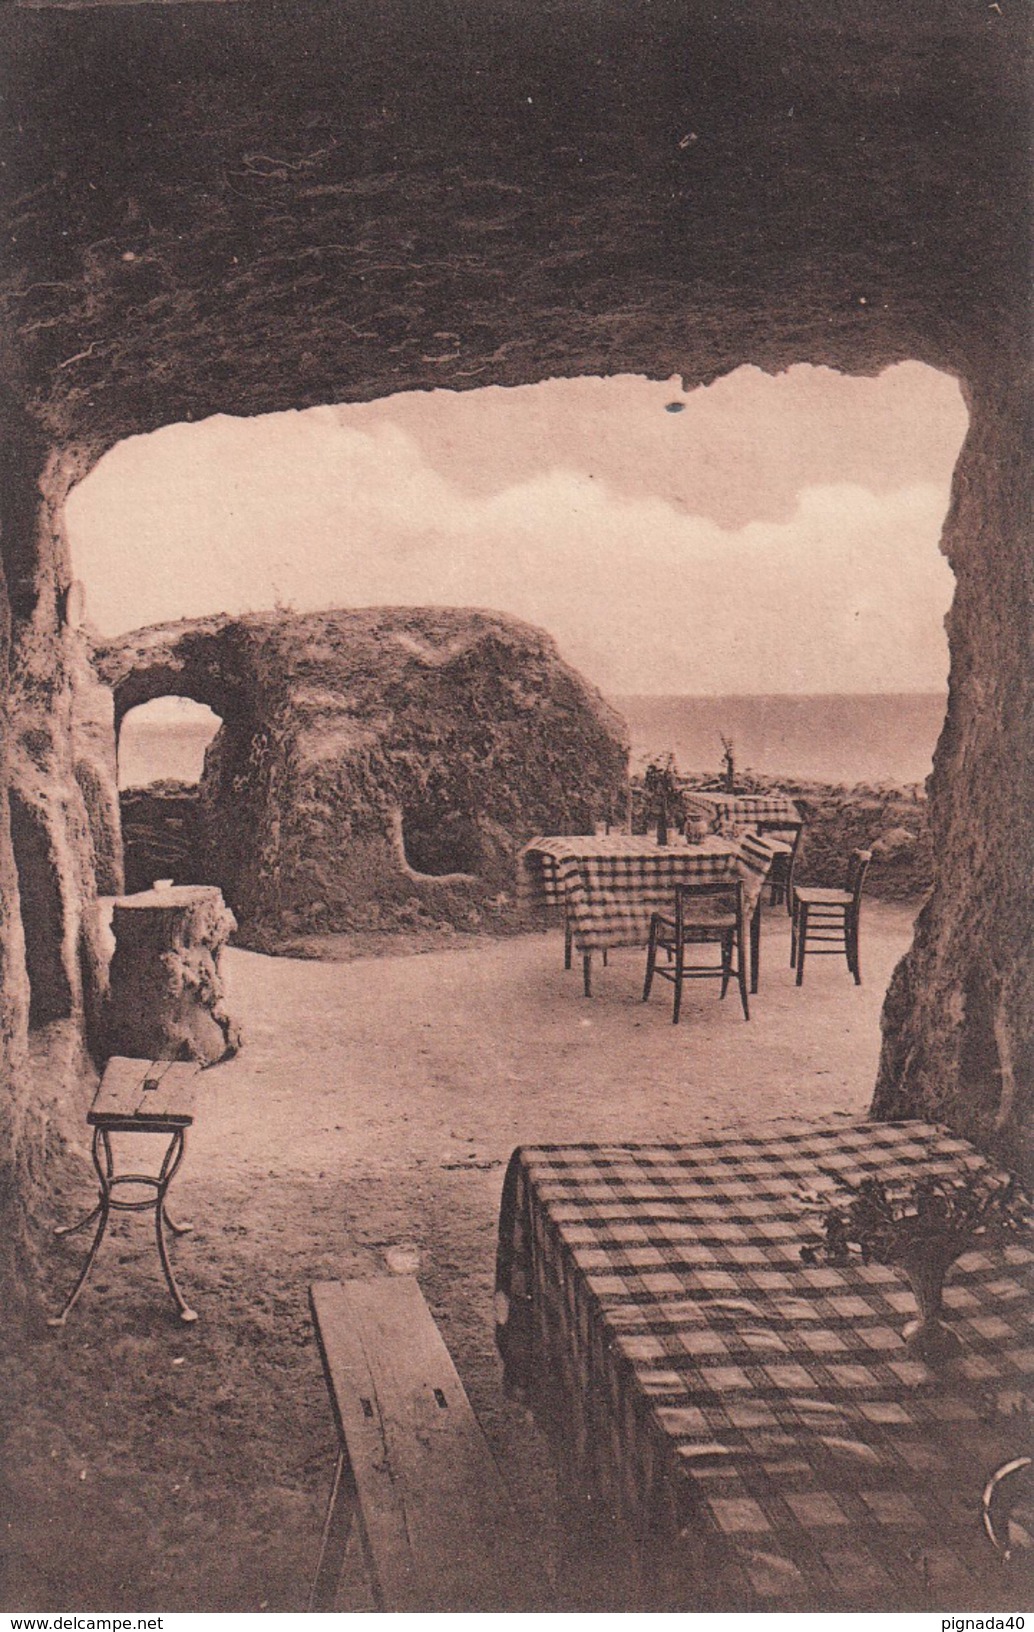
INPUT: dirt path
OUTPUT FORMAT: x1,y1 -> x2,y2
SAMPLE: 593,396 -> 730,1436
4,902 -> 918,1611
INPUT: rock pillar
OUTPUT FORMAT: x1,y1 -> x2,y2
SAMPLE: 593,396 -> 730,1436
106,885 -> 242,1064
872,369 -> 1034,1176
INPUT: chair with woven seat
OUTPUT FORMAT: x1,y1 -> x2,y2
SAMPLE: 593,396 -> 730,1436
791,848 -> 872,985
643,879 -> 749,1023
755,818 -> 804,913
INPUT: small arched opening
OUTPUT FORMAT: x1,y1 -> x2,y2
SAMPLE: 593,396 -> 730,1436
116,696 -> 223,894
400,808 -> 484,879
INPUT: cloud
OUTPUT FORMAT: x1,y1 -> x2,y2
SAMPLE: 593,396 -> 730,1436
344,362 -> 968,527
67,378 -> 957,694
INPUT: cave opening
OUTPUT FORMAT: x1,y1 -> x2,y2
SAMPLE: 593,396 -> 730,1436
401,809 -> 484,879
64,360 -> 967,936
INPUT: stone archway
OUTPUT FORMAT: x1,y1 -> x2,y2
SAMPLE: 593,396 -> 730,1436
0,0 -> 1030,1274
116,696 -> 223,894
117,696 -> 222,792
94,606 -> 629,941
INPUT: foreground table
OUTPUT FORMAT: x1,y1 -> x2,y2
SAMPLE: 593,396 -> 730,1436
519,832 -> 777,995
50,1056 -> 202,1326
495,1120 -> 1033,1610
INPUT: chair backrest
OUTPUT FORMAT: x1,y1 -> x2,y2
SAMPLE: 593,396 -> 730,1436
847,849 -> 872,904
674,879 -> 743,933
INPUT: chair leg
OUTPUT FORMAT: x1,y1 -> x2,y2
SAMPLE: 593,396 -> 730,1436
564,915 -> 573,970
719,930 -> 732,999
790,902 -> 798,967
750,899 -> 761,995
736,920 -> 750,1019
848,910 -> 862,984
672,940 -> 683,1025
795,904 -> 808,985
643,922 -> 658,1001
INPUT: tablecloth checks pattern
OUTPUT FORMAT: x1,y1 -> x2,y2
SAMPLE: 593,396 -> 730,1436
519,834 -> 777,953
495,1120 -> 1033,1611
688,791 -> 802,827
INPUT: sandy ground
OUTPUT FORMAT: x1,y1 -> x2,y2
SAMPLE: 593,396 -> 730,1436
3,900 -> 919,1612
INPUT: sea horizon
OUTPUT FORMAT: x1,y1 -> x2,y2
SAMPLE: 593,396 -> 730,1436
117,690 -> 947,792
609,691 -> 945,787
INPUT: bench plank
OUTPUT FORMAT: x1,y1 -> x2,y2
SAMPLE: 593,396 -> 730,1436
89,1057 -> 199,1124
309,1276 -> 530,1611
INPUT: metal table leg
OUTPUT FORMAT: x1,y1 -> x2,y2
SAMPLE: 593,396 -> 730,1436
153,1128 -> 198,1322
48,1127 -> 113,1327
50,1123 -> 198,1326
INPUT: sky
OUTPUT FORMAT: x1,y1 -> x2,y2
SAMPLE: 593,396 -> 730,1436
66,362 -> 968,697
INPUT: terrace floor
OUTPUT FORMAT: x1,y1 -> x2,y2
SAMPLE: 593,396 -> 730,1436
5,900 -> 920,1611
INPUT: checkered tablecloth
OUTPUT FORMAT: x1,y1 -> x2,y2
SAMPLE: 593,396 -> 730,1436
495,1121 -> 1034,1611
689,791 -> 802,828
519,834 -> 777,953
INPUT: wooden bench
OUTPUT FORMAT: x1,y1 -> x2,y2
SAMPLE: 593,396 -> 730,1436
308,1276 -> 532,1612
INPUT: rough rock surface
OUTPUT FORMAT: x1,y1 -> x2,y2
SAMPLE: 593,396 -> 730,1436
1,3 -> 1028,454
96,607 -> 629,942
0,0 -> 1031,1270
105,885 -> 240,1063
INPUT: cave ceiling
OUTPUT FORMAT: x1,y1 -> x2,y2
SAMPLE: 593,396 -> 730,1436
0,0 -> 1030,468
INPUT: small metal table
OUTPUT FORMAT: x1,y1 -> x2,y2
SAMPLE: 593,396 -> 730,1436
50,1056 -> 202,1326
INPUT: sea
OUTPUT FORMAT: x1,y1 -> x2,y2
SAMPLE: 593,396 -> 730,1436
116,692 -> 946,792
613,693 -> 945,787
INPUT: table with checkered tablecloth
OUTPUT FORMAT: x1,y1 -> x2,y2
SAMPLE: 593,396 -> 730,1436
495,1120 -> 1033,1611
519,833 -> 777,956
687,790 -> 802,829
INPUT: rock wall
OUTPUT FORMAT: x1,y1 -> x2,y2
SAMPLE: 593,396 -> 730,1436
0,0 -> 1031,1277
97,607 -> 630,944
871,378 -> 1034,1175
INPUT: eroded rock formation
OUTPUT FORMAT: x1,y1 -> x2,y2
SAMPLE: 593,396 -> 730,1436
96,608 -> 629,942
105,885 -> 241,1063
0,0 -> 1031,1283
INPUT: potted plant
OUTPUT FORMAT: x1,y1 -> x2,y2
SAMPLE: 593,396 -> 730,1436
641,755 -> 685,845
720,733 -> 736,793
799,1166 -> 1032,1365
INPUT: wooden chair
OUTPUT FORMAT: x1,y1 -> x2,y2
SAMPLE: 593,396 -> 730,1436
643,880 -> 749,1022
755,818 -> 804,913
791,849 -> 872,985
